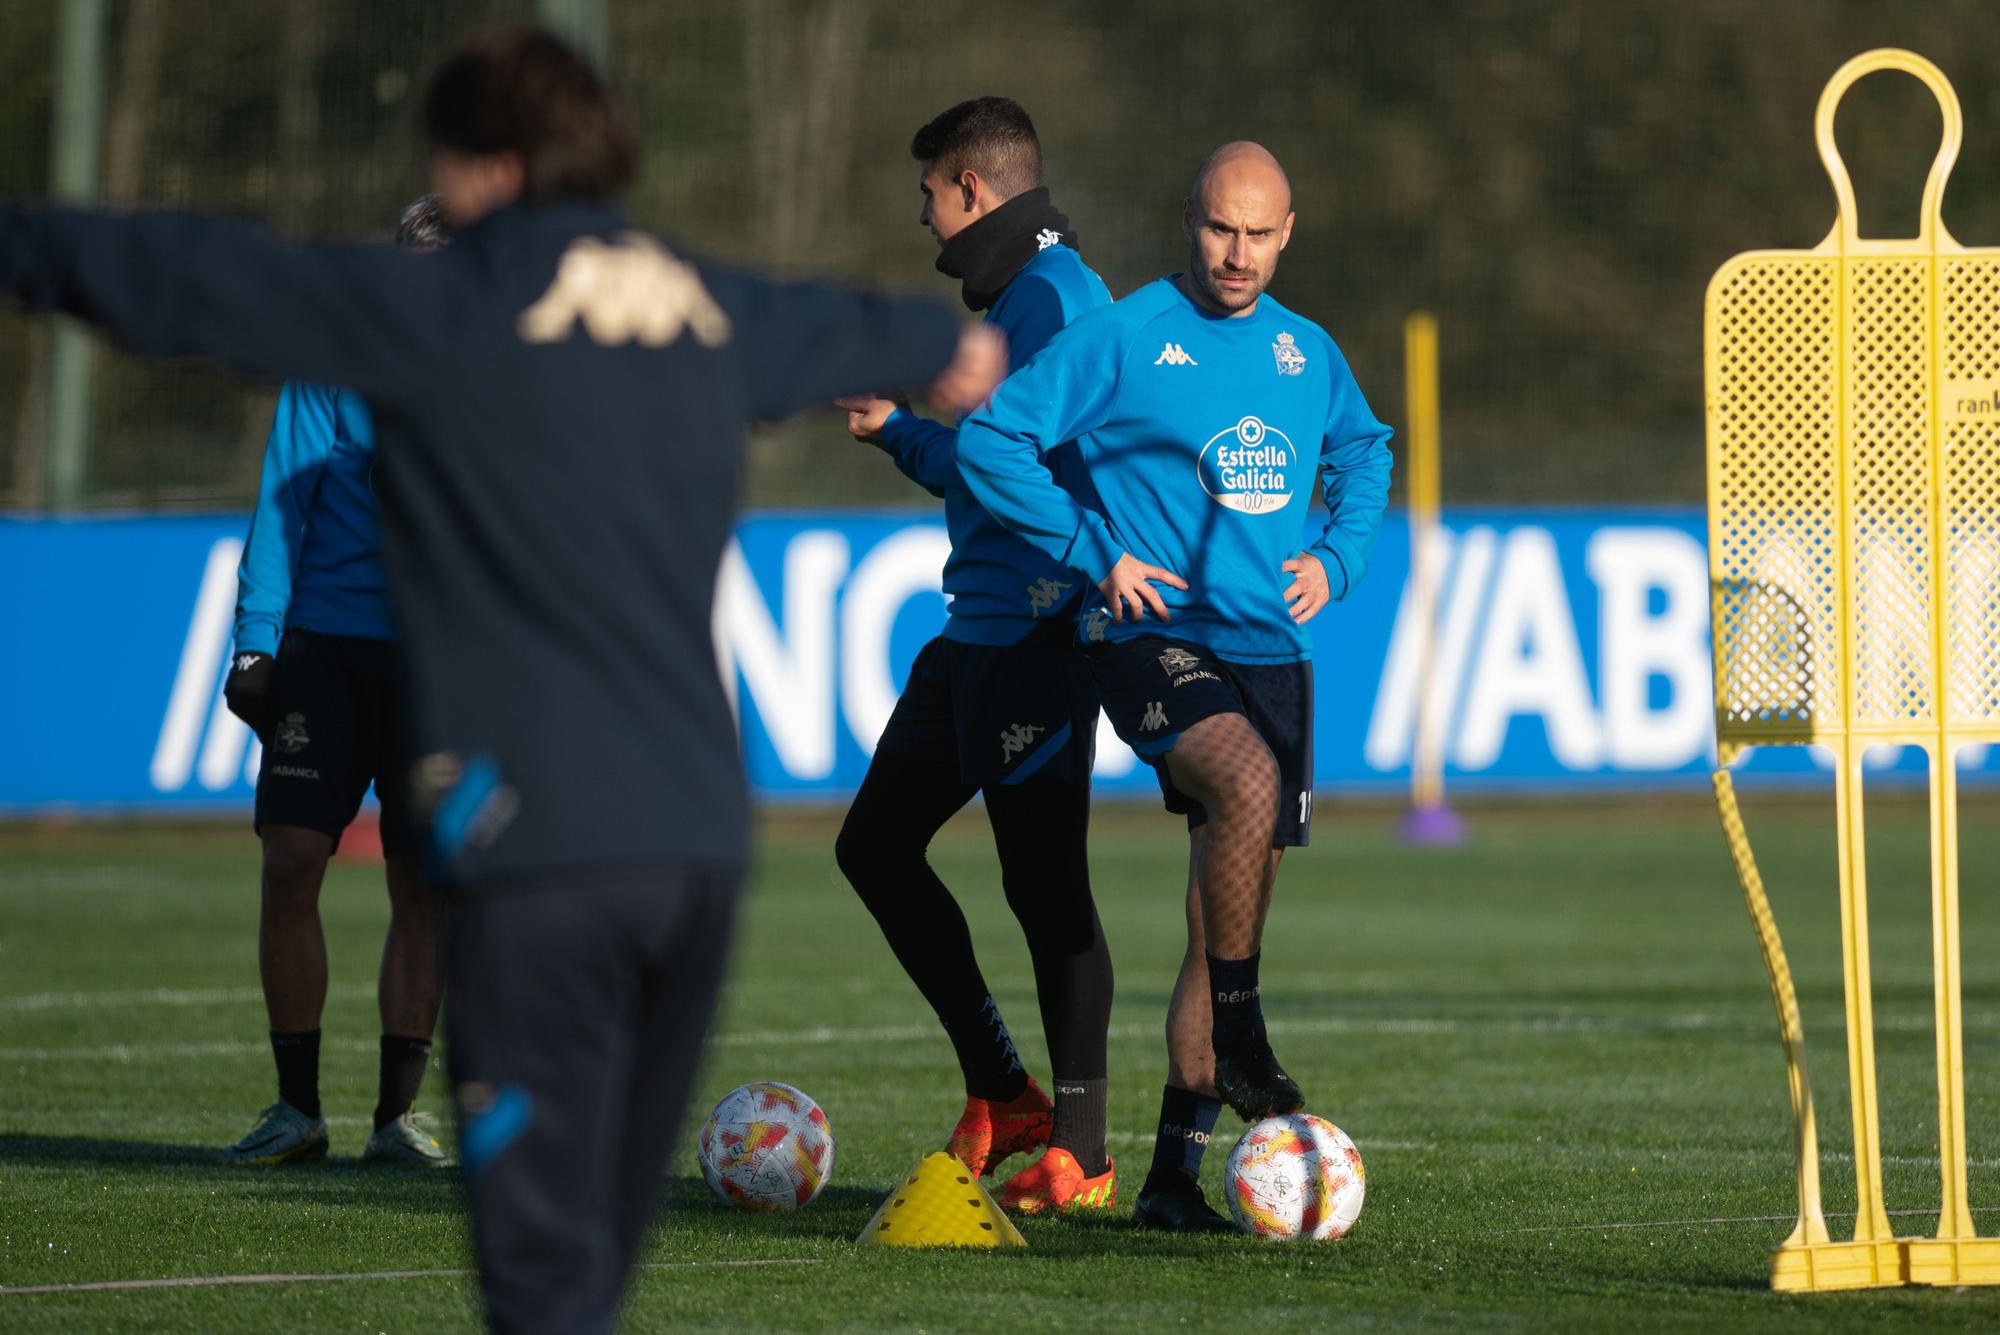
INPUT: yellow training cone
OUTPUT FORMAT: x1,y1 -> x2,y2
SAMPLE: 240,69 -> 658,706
856,1152 -> 1027,1248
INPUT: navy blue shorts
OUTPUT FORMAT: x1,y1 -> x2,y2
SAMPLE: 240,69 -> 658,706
1085,635 -> 1314,847
255,629 -> 418,854
873,628 -> 1098,790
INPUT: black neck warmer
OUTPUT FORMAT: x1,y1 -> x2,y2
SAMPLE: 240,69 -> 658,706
934,187 -> 1078,311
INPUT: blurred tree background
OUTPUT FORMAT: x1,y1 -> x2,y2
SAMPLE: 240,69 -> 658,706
3,0 -> 2000,510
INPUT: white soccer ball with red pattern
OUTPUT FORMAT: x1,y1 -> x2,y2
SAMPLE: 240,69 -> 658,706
696,1081 -> 835,1211
1224,1113 -> 1365,1240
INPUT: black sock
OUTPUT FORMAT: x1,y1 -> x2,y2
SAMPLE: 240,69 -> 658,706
270,1030 -> 321,1120
373,1035 -> 434,1131
987,778 -> 1116,1160
1049,1078 -> 1109,1176
1142,1084 -> 1223,1192
1207,951 -> 1264,1051
941,995 -> 1028,1102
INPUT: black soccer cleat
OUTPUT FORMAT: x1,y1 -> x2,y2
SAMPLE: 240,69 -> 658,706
1132,1170 -> 1238,1234
1212,1036 -> 1305,1122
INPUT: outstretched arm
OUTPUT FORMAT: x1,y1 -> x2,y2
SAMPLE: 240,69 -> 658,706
0,205 -> 445,402
704,264 -> 968,421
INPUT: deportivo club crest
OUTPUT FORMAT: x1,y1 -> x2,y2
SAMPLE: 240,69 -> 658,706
1158,647 -> 1201,677
275,712 -> 310,755
1273,330 -> 1307,375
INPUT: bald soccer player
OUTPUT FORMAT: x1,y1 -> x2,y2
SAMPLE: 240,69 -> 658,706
955,143 -> 1393,1231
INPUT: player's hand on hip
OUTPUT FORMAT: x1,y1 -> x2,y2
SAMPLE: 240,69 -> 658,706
222,651 -> 277,742
832,394 -> 902,446
1099,552 -> 1188,624
929,324 -> 1006,414
1282,552 -> 1330,625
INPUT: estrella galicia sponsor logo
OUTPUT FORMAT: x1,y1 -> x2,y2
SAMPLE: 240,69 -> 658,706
999,722 -> 1046,763
1272,330 -> 1307,376
1197,414 -> 1295,514
274,712 -> 310,755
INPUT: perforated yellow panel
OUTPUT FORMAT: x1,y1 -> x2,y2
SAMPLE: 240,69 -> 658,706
1707,55 -> 2000,755
1709,258 -> 1841,743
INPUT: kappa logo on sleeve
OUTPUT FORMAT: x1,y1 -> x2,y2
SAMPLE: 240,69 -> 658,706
1153,342 -> 1198,367
519,233 -> 733,350
1036,228 -> 1063,251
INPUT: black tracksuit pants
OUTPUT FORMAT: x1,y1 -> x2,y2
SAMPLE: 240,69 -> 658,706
445,863 -> 739,1335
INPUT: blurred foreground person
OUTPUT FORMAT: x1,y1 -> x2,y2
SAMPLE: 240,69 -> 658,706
0,25 -> 1001,1332
220,195 -> 454,1171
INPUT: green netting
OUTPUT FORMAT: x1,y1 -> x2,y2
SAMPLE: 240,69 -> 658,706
6,0 -> 2000,510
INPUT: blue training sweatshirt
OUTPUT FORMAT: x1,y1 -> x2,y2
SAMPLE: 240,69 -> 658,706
232,380 -> 396,656
875,243 -> 1112,645
955,276 -> 1394,665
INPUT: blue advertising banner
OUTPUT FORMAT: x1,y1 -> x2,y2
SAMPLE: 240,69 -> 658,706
3,508 -> 1992,813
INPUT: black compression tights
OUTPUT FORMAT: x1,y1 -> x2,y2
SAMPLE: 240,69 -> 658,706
835,747 -> 1112,1095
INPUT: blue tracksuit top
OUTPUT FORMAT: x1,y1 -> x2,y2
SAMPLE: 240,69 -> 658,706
955,276 -> 1394,664
875,243 -> 1112,644
232,381 -> 395,656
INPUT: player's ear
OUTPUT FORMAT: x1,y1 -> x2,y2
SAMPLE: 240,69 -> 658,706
957,169 -> 980,212
1278,211 -> 1296,251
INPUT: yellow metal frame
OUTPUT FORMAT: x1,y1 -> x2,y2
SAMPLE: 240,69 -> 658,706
1705,48 -> 2000,1292
1404,312 -> 1446,816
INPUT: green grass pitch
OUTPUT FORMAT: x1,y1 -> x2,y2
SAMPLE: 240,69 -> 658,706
4,792 -> 2000,1332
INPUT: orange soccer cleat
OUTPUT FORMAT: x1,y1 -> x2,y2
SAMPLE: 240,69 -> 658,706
947,1077 -> 1053,1179
997,1147 -> 1116,1215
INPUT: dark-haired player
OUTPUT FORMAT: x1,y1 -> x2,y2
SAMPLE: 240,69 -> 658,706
220,195 -> 453,1170
1,25 -> 1001,1331
834,97 -> 1116,1214
957,142 -> 1393,1231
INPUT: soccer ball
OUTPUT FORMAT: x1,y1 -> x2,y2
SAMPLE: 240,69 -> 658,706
696,1081 -> 835,1211
1224,1113 -> 1365,1240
